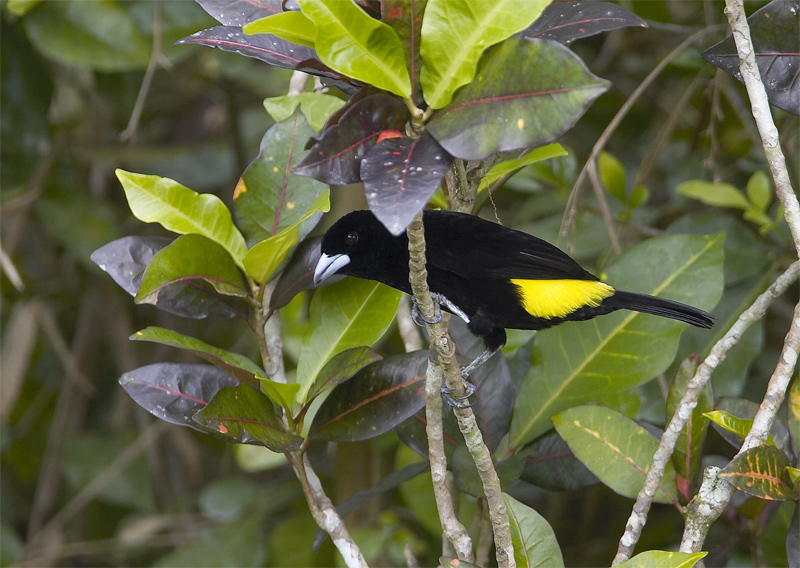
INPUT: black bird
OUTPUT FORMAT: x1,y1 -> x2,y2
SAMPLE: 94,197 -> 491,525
313,210 -> 714,402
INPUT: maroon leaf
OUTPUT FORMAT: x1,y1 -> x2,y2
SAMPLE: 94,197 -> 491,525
518,430 -> 599,491
719,445 -> 798,501
309,351 -> 428,442
92,236 -> 247,319
427,36 -> 609,160
193,384 -> 304,450
293,93 -> 410,185
453,445 -> 525,498
120,362 -> 239,429
194,0 -> 283,26
305,346 -> 384,403
382,0 -> 427,105
360,131 -> 454,235
521,1 -> 646,45
702,0 -> 800,116
234,111 -> 325,244
176,26 -> 316,71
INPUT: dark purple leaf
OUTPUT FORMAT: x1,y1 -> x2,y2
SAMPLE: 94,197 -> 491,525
92,236 -> 247,319
234,111 -> 325,245
449,318 -> 514,454
303,86 -> 382,150
306,346 -> 383,403
518,430 -> 599,491
293,93 -> 410,185
360,131 -> 454,235
521,1 -> 646,45
702,0 -> 800,115
194,0 -> 283,26
309,351 -> 428,442
91,235 -> 172,296
382,0 -> 427,105
193,384 -> 304,450
176,26 -> 315,70
312,461 -> 429,550
452,445 -> 524,498
120,362 -> 239,429
426,36 -> 609,160
270,236 -> 344,309
293,58 -> 358,88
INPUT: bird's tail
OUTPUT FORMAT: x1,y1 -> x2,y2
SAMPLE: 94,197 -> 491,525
607,291 -> 715,329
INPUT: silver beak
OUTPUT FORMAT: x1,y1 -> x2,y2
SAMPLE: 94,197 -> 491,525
313,253 -> 351,284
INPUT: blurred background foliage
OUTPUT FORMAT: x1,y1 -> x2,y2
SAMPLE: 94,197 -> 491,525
1,1 -> 797,566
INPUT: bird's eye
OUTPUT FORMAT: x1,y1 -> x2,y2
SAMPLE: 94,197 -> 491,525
345,231 -> 358,245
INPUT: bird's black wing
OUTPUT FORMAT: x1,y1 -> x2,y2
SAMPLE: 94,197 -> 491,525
422,210 -> 597,281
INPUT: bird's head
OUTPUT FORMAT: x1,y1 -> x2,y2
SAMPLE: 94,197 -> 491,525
313,210 -> 401,285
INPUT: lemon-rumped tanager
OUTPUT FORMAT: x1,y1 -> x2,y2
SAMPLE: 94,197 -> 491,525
313,210 -> 714,404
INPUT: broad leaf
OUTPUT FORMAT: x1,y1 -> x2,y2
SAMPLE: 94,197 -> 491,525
667,354 -> 713,501
131,326 -> 262,389
360,130 -> 454,235
518,430 -> 599,491
615,551 -> 707,568
522,1 -> 646,44
176,26 -> 320,73
419,0 -> 551,109
426,36 -> 608,160
244,11 -> 317,48
120,362 -> 238,429
719,445 -> 799,500
477,144 -> 568,194
305,346 -> 383,403
116,169 -> 248,265
309,351 -> 427,442
297,0 -> 411,98
270,236 -> 345,310
295,278 -> 402,401
234,112 -> 326,245
510,233 -> 724,447
195,0 -> 282,26
711,397 -> 790,450
136,234 -> 248,304
789,379 -> 800,459
256,379 -> 301,411
453,448 -> 524,498
91,235 -> 172,296
598,151 -> 627,204
382,0 -> 427,105
263,93 -> 345,131
704,410 -> 778,448
677,180 -> 751,210
242,190 -> 329,283
293,93 -> 410,185
193,385 -> 304,451
552,406 -> 679,504
702,0 -> 800,115
503,493 -> 565,568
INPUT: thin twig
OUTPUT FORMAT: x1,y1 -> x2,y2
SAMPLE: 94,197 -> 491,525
613,261 -> 800,564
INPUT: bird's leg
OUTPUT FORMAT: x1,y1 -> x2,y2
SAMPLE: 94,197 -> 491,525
430,292 -> 471,324
440,346 -> 501,407
411,295 -> 442,326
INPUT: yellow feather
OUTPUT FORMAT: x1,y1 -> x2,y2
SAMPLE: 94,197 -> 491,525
510,279 -> 615,319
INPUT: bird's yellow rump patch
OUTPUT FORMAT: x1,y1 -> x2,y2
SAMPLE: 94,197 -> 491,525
511,279 -> 614,319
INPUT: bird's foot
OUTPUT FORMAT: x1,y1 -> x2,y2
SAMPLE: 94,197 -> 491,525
441,376 -> 476,408
411,296 -> 442,326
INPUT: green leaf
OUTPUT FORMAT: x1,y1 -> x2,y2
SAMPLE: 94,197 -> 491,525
193,385 -> 304,451
787,466 -> 800,485
297,0 -> 410,98
789,379 -> 800,459
305,346 -> 383,403
719,445 -> 799,501
552,406 -> 679,503
629,185 -> 650,209
233,113 -> 326,245
131,326 -> 262,388
263,93 -> 345,131
703,410 -> 778,447
136,234 -> 248,304
503,493 -> 564,568
242,190 -> 330,283
745,170 -> 772,212
295,279 -> 402,402
256,378 -> 301,411
116,169 -> 248,266
667,354 -> 713,501
677,180 -> 751,210
598,151 -> 627,204
243,11 -> 317,48
477,144 -> 568,194
7,0 -> 43,16
419,0 -> 551,109
510,233 -> 724,447
615,550 -> 707,568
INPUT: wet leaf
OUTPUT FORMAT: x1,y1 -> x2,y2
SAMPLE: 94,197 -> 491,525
244,10 -> 317,48
719,445 -> 799,500
522,1 -> 646,44
195,0 -> 282,26
91,236 -> 173,296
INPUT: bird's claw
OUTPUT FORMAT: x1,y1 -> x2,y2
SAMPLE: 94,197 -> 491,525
441,375 -> 476,408
411,296 -> 443,326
